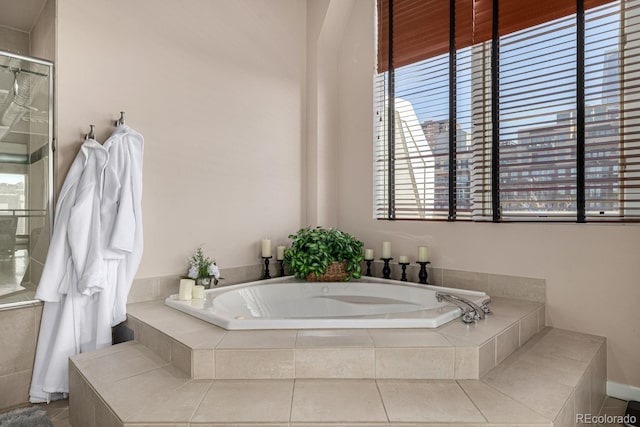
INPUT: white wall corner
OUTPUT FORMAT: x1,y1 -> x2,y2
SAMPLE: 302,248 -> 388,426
607,381 -> 640,402
305,0 -> 356,228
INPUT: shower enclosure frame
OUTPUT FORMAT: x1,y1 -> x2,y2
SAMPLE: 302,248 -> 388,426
0,49 -> 54,309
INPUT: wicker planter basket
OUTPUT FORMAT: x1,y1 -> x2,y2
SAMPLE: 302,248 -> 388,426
306,261 -> 349,282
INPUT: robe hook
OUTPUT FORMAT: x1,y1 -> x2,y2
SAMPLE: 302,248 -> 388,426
116,111 -> 125,126
85,125 -> 95,140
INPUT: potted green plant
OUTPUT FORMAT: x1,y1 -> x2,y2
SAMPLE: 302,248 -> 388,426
186,247 -> 221,289
284,226 -> 364,282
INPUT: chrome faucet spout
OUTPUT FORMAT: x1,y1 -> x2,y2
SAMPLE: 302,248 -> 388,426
436,292 -> 489,322
435,292 -> 476,323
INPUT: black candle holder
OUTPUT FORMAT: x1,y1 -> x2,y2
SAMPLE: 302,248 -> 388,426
381,258 -> 393,279
262,256 -> 272,280
416,261 -> 431,284
364,259 -> 373,276
278,259 -> 285,277
399,262 -> 409,281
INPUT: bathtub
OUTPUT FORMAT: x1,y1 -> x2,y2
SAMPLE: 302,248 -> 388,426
165,276 -> 490,330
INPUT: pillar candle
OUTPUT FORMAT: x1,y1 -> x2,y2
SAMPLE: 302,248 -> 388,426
261,239 -> 272,257
364,248 -> 374,260
382,241 -> 392,259
178,279 -> 195,301
191,298 -> 205,310
192,285 -> 205,299
276,245 -> 286,260
418,246 -> 428,262
399,255 -> 409,264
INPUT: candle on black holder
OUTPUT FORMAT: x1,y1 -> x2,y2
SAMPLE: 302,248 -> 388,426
416,261 -> 431,284
364,248 -> 374,276
381,258 -> 393,279
365,260 -> 373,276
262,256 -> 272,280
276,245 -> 286,277
398,255 -> 409,281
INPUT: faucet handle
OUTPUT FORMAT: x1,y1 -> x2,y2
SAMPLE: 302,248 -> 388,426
462,312 -> 476,324
481,298 -> 492,315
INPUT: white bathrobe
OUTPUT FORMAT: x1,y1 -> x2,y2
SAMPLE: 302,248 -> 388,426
30,139 -> 109,403
101,125 -> 144,325
30,126 -> 144,403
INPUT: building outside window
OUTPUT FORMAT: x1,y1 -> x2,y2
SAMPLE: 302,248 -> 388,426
374,0 -> 640,222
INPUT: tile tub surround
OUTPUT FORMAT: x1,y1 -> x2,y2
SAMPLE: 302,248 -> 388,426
129,265 -> 546,308
364,262 -> 546,303
125,296 -> 545,380
126,264 -> 265,305
68,327 -> 606,426
0,303 -> 43,412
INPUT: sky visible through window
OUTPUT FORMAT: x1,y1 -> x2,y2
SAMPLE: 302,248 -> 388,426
0,174 -> 25,185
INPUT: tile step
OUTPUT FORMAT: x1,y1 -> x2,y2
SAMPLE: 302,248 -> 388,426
125,297 -> 545,380
68,327 -> 606,427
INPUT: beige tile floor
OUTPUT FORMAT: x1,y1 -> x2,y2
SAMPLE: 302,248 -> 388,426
30,395 -> 629,427
36,398 -> 70,427
0,250 -> 36,305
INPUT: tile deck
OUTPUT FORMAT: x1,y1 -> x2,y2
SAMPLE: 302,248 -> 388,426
33,397 -> 629,427
67,297 -> 607,427
125,297 -> 545,380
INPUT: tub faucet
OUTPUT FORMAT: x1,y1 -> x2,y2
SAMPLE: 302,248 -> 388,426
436,292 -> 490,323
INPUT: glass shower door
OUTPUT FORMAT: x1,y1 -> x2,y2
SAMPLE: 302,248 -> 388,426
0,50 -> 53,305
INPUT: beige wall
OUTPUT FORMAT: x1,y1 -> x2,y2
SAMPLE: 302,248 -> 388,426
30,0 -> 55,62
0,26 -> 29,56
305,0 -> 354,227
55,0 -> 306,276
335,0 -> 640,388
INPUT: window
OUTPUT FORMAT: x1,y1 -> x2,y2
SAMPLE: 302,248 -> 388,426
375,0 -> 640,222
0,173 -> 26,235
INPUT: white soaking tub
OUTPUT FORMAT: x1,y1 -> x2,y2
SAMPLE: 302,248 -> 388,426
165,276 -> 490,330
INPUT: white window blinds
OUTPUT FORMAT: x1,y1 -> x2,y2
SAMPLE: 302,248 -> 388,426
375,0 -> 640,222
